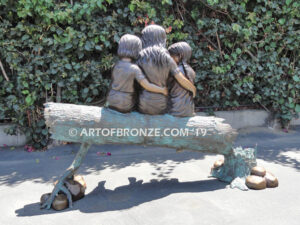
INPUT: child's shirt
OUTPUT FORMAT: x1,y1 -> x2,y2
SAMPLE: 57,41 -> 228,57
137,46 -> 180,115
106,60 -> 145,113
168,62 -> 196,117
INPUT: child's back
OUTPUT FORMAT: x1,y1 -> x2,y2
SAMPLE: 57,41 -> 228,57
106,34 -> 168,113
169,62 -> 195,117
168,41 -> 196,117
107,60 -> 145,113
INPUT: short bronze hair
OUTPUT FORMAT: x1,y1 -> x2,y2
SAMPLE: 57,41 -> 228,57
117,34 -> 142,60
168,42 -> 192,63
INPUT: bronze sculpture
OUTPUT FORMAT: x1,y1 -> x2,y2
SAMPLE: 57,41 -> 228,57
41,102 -> 257,210
40,24 -> 258,210
137,25 -> 196,115
106,34 -> 167,113
168,42 -> 196,117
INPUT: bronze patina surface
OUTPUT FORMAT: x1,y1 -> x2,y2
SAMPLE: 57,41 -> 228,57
246,175 -> 267,190
106,34 -> 167,113
251,166 -> 267,177
265,172 -> 279,188
168,42 -> 195,117
40,24 -> 259,210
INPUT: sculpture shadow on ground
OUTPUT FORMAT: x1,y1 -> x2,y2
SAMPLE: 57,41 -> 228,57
2,126 -> 300,187
0,144 -> 206,186
15,177 -> 226,216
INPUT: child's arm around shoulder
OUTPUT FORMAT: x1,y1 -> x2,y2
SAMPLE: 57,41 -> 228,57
168,56 -> 196,97
174,72 -> 196,97
132,64 -> 168,96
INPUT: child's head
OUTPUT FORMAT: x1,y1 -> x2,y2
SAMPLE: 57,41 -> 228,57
141,25 -> 167,48
118,34 -> 142,60
168,42 -> 192,64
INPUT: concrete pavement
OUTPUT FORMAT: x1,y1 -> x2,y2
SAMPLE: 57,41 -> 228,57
0,126 -> 300,225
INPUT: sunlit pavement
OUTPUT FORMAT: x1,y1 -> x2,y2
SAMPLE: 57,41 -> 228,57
1,126 -> 300,225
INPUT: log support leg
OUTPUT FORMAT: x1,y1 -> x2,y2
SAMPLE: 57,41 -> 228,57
211,147 -> 257,190
41,142 -> 92,209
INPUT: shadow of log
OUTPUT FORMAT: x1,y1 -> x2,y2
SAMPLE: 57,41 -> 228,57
0,144 -> 206,186
15,177 -> 226,216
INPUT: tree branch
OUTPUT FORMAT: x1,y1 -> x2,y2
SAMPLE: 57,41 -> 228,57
244,49 -> 258,62
0,59 -> 9,81
198,31 -> 219,51
216,31 -> 224,60
199,0 -> 233,22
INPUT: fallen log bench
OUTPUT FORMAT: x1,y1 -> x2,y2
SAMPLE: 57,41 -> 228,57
42,102 -> 257,209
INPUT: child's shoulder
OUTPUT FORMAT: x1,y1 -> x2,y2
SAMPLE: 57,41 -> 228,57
178,64 -> 185,74
127,63 -> 142,74
184,63 -> 196,79
116,60 -> 140,71
184,63 -> 193,70
129,63 -> 140,69
121,61 -> 143,75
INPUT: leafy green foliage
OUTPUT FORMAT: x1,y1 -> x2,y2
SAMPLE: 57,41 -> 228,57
0,0 -> 299,148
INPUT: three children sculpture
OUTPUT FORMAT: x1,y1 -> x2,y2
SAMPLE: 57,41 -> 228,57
106,25 -> 196,117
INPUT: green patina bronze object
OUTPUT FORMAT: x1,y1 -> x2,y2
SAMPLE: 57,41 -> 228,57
41,103 -> 257,209
40,25 -> 257,210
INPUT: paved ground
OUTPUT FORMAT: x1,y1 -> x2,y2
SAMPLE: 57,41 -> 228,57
0,126 -> 300,225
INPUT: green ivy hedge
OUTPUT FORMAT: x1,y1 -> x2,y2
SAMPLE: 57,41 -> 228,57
0,0 -> 299,149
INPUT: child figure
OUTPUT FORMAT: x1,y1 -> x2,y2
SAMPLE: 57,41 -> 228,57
168,42 -> 196,117
106,34 -> 168,113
